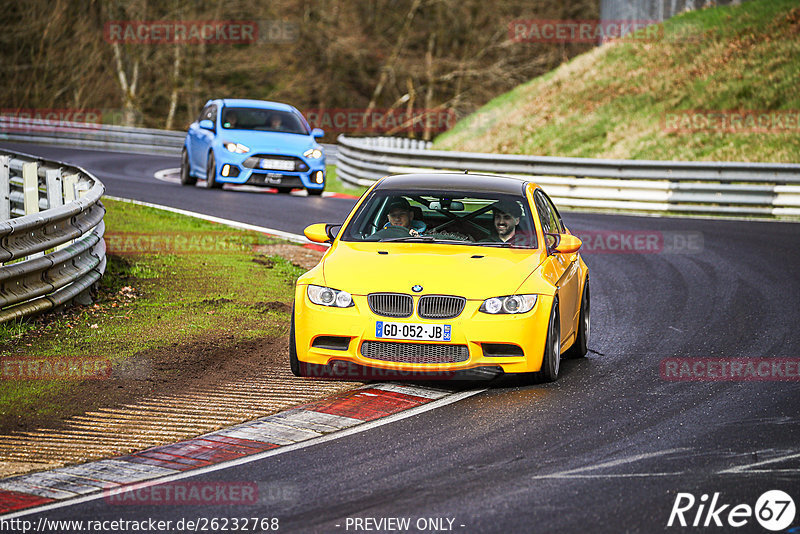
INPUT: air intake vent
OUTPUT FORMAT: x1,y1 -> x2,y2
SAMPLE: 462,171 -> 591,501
418,295 -> 466,319
361,341 -> 469,364
481,343 -> 524,358
311,336 -> 351,351
367,293 -> 413,318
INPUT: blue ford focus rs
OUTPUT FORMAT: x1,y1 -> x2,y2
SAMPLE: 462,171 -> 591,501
180,98 -> 326,195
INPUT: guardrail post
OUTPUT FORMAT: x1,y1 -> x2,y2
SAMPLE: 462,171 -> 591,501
63,174 -> 78,203
77,182 -> 90,198
22,162 -> 39,216
0,155 -> 9,220
23,161 -> 45,259
46,168 -> 64,209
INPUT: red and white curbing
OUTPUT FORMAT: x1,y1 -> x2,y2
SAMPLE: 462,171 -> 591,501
0,383 -> 466,516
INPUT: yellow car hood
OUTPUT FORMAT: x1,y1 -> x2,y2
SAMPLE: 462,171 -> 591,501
320,242 -> 545,298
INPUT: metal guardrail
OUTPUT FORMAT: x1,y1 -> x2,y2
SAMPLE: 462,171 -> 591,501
0,117 -> 185,156
336,135 -> 800,217
0,117 -> 339,163
0,150 -> 106,323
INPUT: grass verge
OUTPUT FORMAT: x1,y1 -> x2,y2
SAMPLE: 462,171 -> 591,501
0,198 -> 306,430
434,0 -> 800,163
325,163 -> 368,197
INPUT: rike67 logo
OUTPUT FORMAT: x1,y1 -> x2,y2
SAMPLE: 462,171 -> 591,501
668,490 -> 796,531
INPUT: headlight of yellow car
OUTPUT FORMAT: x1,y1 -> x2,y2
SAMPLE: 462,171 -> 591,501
479,294 -> 537,314
307,285 -> 353,308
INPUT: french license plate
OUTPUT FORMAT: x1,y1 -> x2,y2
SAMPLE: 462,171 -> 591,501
259,158 -> 295,171
375,321 -> 451,342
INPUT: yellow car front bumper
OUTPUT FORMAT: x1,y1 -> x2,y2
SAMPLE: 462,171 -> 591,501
293,285 -> 555,377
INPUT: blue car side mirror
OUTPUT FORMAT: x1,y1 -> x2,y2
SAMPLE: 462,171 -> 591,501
199,119 -> 215,131
311,128 -> 325,138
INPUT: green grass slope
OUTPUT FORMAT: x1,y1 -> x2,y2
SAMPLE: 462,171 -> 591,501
434,0 -> 800,162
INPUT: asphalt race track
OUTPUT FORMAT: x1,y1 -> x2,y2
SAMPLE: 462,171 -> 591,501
2,142 -> 799,533
0,142 -> 355,236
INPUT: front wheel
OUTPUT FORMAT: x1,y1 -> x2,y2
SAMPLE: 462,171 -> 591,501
206,152 -> 222,189
180,149 -> 196,186
289,308 -> 303,377
533,299 -> 561,383
308,188 -> 324,196
564,279 -> 590,359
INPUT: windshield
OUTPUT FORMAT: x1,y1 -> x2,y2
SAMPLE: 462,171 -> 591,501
341,190 -> 538,248
220,107 -> 309,135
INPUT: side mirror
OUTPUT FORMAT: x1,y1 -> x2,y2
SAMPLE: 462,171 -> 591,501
304,223 -> 339,243
554,234 -> 582,254
199,119 -> 215,131
311,128 -> 325,138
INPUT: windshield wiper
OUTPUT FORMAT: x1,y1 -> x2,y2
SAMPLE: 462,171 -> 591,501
381,236 -> 473,244
382,236 -> 437,242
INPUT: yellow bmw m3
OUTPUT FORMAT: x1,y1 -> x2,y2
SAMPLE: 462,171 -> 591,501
291,173 -> 590,381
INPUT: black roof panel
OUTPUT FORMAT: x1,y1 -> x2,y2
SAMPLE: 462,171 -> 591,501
374,173 -> 529,195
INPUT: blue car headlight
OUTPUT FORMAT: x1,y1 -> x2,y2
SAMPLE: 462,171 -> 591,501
303,148 -> 323,159
224,142 -> 250,154
307,285 -> 353,308
479,294 -> 537,314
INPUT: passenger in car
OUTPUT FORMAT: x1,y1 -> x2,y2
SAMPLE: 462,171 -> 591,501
268,114 -> 283,131
481,200 -> 534,246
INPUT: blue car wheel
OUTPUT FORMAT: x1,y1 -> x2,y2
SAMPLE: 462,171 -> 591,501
206,151 -> 222,189
180,148 -> 196,186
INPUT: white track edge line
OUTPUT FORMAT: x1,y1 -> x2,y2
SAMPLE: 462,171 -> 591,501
103,195 -> 315,245
2,388 -> 485,519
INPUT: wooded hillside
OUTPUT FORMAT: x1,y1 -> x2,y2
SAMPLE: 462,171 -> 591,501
1,0 -> 597,137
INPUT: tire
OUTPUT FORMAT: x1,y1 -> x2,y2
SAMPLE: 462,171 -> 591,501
180,149 -> 196,186
533,299 -> 561,383
206,151 -> 222,189
308,188 -> 324,196
564,278 -> 590,359
289,307 -> 304,377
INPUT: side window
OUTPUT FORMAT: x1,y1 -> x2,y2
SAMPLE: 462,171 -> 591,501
542,191 -> 565,233
534,191 -> 552,234
205,105 -> 217,125
197,106 -> 209,123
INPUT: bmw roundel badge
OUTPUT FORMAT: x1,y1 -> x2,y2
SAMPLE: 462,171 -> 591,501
412,285 -> 423,293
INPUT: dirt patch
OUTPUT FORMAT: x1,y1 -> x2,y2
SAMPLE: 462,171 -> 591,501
252,243 -> 326,271
0,334 -> 285,436
252,301 -> 293,314
0,243 -> 324,437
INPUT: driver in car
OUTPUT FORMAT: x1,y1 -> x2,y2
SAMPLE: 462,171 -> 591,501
382,198 -> 426,236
